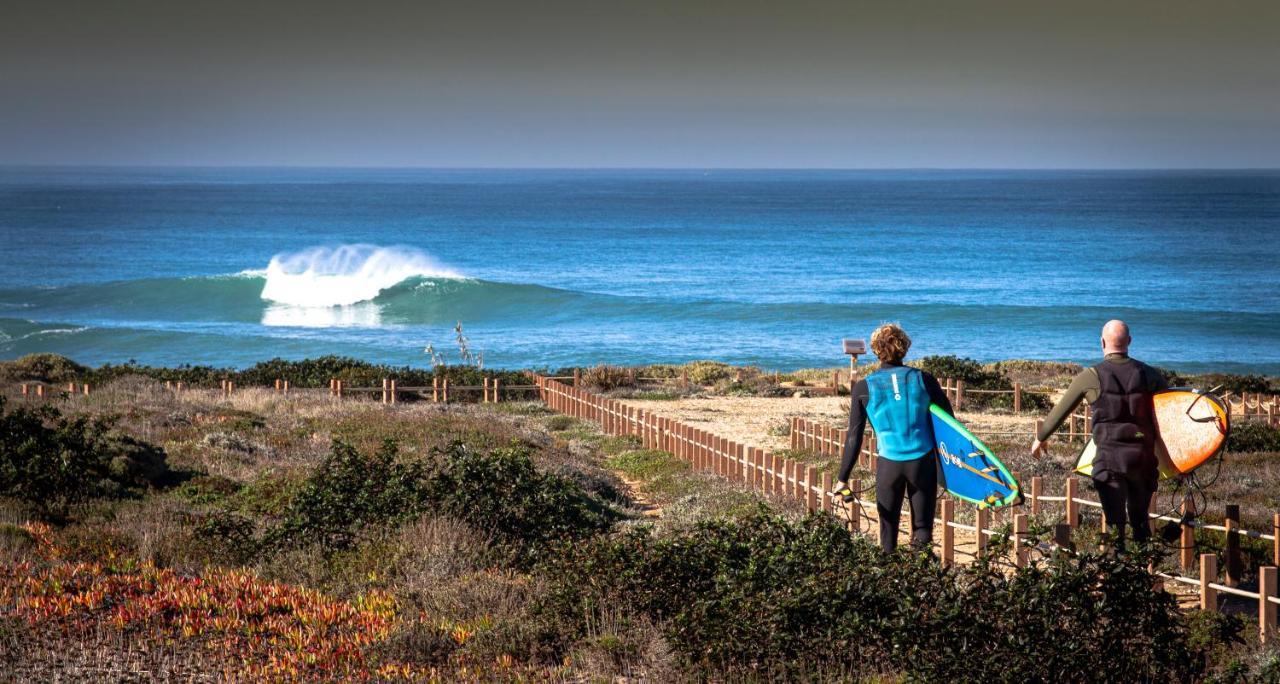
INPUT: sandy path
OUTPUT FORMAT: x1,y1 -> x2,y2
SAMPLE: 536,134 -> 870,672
625,396 -> 1041,453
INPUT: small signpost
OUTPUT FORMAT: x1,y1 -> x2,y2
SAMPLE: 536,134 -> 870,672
842,338 -> 867,379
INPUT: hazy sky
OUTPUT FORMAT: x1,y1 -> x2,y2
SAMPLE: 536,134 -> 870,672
2,0 -> 1277,167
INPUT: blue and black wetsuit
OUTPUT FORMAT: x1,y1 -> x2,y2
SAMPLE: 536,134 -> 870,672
839,363 -> 953,551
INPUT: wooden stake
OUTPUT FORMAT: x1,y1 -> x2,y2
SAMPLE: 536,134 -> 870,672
389,379 -> 397,405
1030,476 -> 1042,515
821,471 -> 832,513
806,466 -> 819,511
1014,513 -> 1029,568
1226,504 -> 1242,587
1261,566 -> 1277,643
941,498 -> 955,566
1065,478 -> 1079,530
1200,554 -> 1218,611
1013,383 -> 1022,413
1181,498 -> 1197,571
976,507 -> 989,557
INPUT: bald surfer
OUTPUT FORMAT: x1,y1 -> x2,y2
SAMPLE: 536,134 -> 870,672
1031,320 -> 1168,552
835,324 -> 953,552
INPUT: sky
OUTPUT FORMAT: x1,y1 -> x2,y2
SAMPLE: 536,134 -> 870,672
1,0 -> 1277,168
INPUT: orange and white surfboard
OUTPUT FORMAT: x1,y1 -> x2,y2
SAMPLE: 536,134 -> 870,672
1074,389 -> 1229,480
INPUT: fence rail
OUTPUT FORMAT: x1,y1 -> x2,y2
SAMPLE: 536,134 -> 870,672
536,375 -> 1280,642
14,374 -> 540,405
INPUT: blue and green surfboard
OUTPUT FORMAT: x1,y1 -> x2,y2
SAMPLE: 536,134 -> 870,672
930,404 -> 1020,508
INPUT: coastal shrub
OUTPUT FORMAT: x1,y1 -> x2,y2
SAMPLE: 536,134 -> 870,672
268,439 -> 431,552
424,443 -> 622,564
1185,372 -> 1274,394
536,508 -> 1209,681
247,439 -> 620,561
0,353 -> 88,383
581,365 -> 637,391
0,397 -> 169,520
1227,421 -> 1280,454
916,355 -> 1050,411
684,361 -> 733,386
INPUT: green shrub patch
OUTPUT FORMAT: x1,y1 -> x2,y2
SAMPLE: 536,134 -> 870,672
537,508 -> 1213,682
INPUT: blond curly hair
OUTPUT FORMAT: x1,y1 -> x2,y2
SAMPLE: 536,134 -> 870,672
870,323 -> 911,364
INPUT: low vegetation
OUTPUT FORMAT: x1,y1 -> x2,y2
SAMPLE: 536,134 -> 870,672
1,355 -> 1278,680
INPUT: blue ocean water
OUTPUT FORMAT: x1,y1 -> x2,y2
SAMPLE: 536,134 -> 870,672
1,168 -> 1278,373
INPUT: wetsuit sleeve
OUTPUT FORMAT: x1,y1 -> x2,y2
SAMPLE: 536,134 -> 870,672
922,372 -> 953,415
1036,368 -> 1098,441
837,379 -> 870,483
1147,364 -> 1170,392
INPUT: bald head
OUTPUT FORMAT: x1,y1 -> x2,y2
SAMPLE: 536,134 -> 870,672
1101,320 -> 1131,355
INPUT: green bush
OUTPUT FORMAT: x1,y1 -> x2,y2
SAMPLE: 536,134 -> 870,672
536,508 -> 1211,681
580,365 -> 636,392
685,361 -> 733,386
1227,421 -> 1280,453
1184,373 -> 1274,394
425,443 -> 622,564
916,355 -> 1050,411
267,439 -> 431,552
241,439 -> 620,562
0,397 -> 169,520
0,353 -> 89,383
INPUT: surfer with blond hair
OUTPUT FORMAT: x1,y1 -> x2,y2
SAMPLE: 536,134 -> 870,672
1031,320 -> 1168,552
835,323 -> 954,552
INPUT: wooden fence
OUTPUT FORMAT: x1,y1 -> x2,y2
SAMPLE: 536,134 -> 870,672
14,375 -> 539,404
537,375 -> 1280,642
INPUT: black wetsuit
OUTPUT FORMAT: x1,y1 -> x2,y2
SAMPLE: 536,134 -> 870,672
1039,354 -> 1167,548
839,364 -> 953,551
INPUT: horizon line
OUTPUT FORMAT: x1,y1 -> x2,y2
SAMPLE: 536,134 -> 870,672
3,164 -> 1280,173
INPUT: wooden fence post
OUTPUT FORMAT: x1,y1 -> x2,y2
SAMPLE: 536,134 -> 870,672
1053,524 -> 1073,553
389,379 -> 397,405
976,507 -> 989,557
482,377 -> 490,403
275,378 -> 282,393
1261,566 -> 1278,643
831,370 -> 839,394
806,466 -> 819,511
821,471 -> 832,513
1013,383 -> 1022,414
1030,476 -> 1042,515
1274,512 -> 1279,568
1181,499 -> 1197,571
941,498 -> 955,566
442,378 -> 448,403
1065,478 -> 1079,530
680,369 -> 689,389
382,378 -> 389,404
330,378 -> 337,396
494,377 -> 501,403
790,417 -> 799,451
955,379 -> 965,411
21,384 -> 29,399
573,369 -> 581,387
849,478 -> 863,533
1201,553 -> 1218,611
283,380 -> 290,395
1226,505 -> 1242,587
1014,513 -> 1029,568
335,380 -> 342,398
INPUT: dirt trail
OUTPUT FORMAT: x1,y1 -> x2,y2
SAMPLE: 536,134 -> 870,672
625,396 -> 1040,453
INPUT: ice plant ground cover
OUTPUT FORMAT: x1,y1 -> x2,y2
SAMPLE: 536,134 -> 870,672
1,523 -> 533,681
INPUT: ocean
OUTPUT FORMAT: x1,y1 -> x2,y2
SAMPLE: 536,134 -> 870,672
1,168 -> 1278,373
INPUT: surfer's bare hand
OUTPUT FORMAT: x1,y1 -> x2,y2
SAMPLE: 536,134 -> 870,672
1029,438 -> 1045,458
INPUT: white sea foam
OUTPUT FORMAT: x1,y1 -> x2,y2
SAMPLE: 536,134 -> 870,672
259,245 -> 461,307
